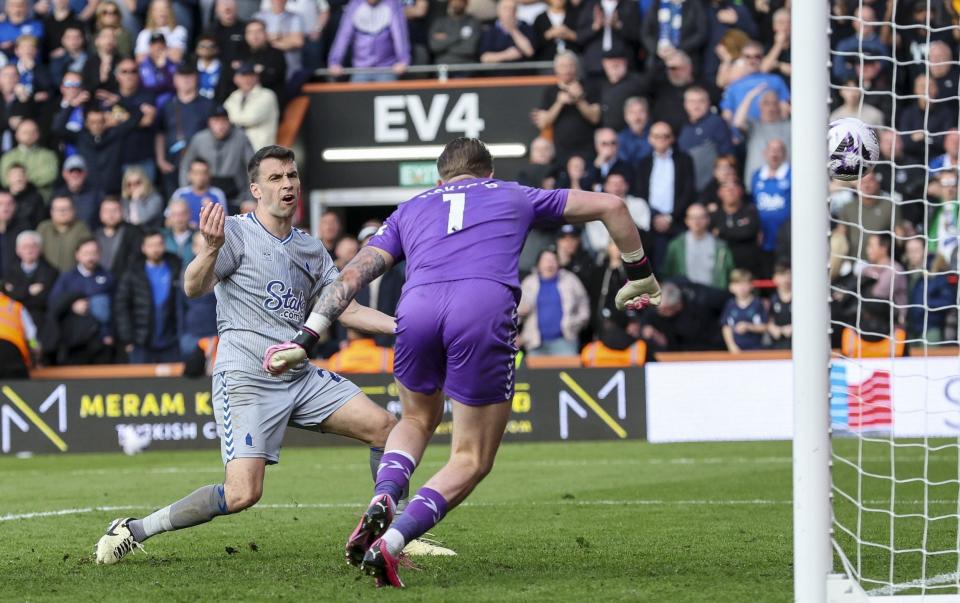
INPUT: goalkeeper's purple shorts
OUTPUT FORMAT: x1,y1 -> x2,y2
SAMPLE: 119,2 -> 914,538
393,279 -> 519,405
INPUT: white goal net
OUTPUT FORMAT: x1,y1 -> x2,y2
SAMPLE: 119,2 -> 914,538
826,0 -> 960,599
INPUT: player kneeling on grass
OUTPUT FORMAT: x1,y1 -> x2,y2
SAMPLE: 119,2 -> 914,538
263,137 -> 661,587
95,146 -> 403,565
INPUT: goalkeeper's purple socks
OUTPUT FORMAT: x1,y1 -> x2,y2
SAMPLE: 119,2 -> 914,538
380,487 -> 448,556
374,450 -> 416,506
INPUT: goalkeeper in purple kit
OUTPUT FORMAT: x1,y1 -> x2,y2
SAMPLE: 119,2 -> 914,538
262,138 -> 661,587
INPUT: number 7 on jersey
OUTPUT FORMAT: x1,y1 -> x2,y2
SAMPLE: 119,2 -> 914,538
443,193 -> 466,234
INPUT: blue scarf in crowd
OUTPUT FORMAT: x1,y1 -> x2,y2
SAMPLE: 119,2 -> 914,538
657,0 -> 682,47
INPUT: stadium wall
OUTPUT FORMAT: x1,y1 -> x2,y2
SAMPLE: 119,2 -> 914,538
0,368 -> 644,456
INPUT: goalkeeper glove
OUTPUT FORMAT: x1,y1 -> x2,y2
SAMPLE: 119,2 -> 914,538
262,326 -> 320,375
614,253 -> 662,311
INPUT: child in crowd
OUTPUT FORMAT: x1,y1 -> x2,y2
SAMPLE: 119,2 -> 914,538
767,262 -> 792,349
721,268 -> 768,353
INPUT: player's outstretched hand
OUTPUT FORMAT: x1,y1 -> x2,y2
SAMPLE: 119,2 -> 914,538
199,202 -> 226,251
262,342 -> 307,376
615,274 -> 662,311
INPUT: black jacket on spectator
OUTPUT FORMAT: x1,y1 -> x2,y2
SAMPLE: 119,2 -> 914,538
2,256 -> 59,336
634,149 -> 696,234
533,8 -> 580,61
115,253 -> 182,348
710,203 -> 761,274
575,0 -> 642,76
0,218 -> 25,279
81,53 -> 120,93
13,183 -> 45,229
639,0 -> 708,72
53,106 -> 143,195
648,69 -> 693,136
96,223 -> 144,282
599,71 -> 647,131
540,81 -> 600,162
239,45 -> 287,97
206,20 -> 249,68
639,279 -> 726,351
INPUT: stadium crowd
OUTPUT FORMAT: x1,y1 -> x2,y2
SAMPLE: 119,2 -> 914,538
0,0 -> 956,375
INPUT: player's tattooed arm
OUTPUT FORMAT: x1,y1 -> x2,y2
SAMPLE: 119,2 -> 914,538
339,300 -> 397,336
303,246 -> 394,333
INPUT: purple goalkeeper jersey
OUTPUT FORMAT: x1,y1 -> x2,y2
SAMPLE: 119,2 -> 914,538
367,179 -> 569,291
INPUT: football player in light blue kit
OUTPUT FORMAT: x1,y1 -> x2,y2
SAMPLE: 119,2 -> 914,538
95,146 -> 401,564
264,138 -> 662,587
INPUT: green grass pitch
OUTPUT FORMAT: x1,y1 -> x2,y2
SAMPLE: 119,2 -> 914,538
1,439 -> 953,601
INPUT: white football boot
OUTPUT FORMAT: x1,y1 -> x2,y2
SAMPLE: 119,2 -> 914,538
95,517 -> 144,564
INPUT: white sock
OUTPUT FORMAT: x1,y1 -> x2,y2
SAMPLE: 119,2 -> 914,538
381,528 -> 406,557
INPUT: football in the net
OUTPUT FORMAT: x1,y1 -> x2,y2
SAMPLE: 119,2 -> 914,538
827,117 -> 880,181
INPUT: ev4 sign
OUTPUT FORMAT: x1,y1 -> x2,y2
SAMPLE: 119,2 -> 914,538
374,93 -> 486,143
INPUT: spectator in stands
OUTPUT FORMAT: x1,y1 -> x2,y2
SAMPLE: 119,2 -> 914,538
640,0 -> 708,73
94,0 -> 138,49
750,138 -> 791,276
478,0 -> 535,72
0,0 -> 44,52
428,0 -> 481,66
648,50 -> 695,135
829,79 -> 885,128
588,240 -> 638,342
700,153 -> 737,209
532,52 -> 600,162
53,103 -> 143,195
0,289 -> 37,377
903,237 -> 954,343
240,19 -> 286,96
156,64 -> 214,196
138,33 -> 178,109
6,165 -> 44,229
82,27 -> 120,93
319,209 -> 341,253
194,35 -> 228,102
52,156 -> 100,230
899,74 -> 954,164
110,58 -> 160,182
720,268 -> 766,353
163,199 -> 197,263
224,63 -> 279,150
176,230 -> 218,358
517,136 -> 556,188
39,0 -> 83,60
179,106 -> 255,208
115,229 -> 182,363
95,196 -> 143,281
931,130 -> 959,174
719,41 -> 790,124
701,0 -> 757,86
637,280 -> 723,351
834,171 -> 904,264
329,327 -> 395,373
832,5 -> 890,82
635,121 -> 696,268
760,7 -> 790,81
3,230 -> 58,337
577,0 -> 642,77
662,201 -> 733,290
46,238 -> 115,364
860,233 -> 907,312
402,0 -> 430,67
208,0 -> 250,70
121,167 -> 165,229
678,85 -> 733,191
254,0 -> 306,79
55,70 -> 85,147
328,0 -> 410,82
14,36 -> 52,103
928,40 -> 959,119
735,87 -> 790,192
617,96 -> 651,165
280,0 -> 329,74
48,25 -> 87,85
38,196 -> 91,273
136,0 -> 189,64
172,159 -> 229,227
519,248 -> 590,356
555,224 -> 595,288
334,234 -> 359,269
532,0 -> 577,62
0,191 -> 25,275
597,50 -> 645,132
766,261 -> 792,349
586,127 -> 631,191
0,119 -> 58,199
710,179 -> 760,274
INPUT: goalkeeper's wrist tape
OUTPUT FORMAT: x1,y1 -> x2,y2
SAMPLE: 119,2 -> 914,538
621,254 -> 652,281
303,312 -> 332,336
291,326 -> 320,350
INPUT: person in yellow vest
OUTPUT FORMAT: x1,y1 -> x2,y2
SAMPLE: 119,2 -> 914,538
329,328 -> 394,373
0,291 -> 39,378
581,320 -> 650,367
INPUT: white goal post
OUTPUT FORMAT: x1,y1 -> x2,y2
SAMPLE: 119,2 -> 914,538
794,1 -> 960,601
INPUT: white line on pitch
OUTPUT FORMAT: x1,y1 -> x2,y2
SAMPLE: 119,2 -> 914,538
866,571 -> 960,596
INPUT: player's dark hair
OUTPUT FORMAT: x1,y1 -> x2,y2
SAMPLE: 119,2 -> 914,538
248,145 -> 295,183
436,137 -> 493,182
